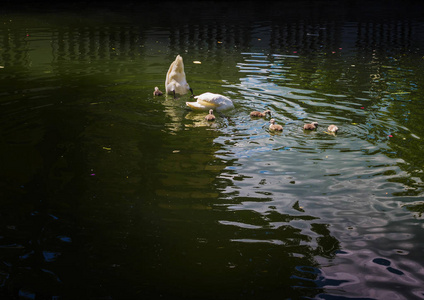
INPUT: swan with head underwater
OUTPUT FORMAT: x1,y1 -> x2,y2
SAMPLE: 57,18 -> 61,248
186,92 -> 235,112
165,55 -> 194,98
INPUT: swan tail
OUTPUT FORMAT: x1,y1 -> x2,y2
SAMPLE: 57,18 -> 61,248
186,102 -> 210,111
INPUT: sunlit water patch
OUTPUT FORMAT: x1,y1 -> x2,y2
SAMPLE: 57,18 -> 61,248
213,50 -> 424,298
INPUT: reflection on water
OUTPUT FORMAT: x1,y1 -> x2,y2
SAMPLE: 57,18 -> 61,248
1,2 -> 424,299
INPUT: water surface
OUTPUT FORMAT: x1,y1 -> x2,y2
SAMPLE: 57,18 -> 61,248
1,2 -> 424,299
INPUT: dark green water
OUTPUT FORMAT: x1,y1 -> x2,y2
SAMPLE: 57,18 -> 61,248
1,1 -> 424,299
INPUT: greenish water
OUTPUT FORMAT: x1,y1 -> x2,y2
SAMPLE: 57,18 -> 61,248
1,2 -> 424,299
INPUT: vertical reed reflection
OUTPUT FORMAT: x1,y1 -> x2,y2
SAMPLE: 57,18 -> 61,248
51,26 -> 143,76
0,28 -> 31,72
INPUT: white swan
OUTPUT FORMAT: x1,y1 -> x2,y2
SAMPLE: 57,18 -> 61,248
165,55 -> 193,97
186,92 -> 234,112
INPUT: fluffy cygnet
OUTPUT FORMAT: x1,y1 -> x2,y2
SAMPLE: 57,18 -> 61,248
269,119 -> 283,131
250,110 -> 271,118
153,87 -> 163,96
205,109 -> 216,121
328,125 -> 339,133
303,122 -> 318,130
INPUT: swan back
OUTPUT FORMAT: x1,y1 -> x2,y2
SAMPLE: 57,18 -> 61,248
187,92 -> 234,111
165,55 -> 190,95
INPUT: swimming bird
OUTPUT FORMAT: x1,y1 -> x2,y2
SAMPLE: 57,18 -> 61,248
153,87 -> 163,96
205,109 -> 216,121
165,55 -> 193,97
303,122 -> 318,130
328,125 -> 339,133
186,92 -> 234,112
250,110 -> 271,118
269,119 -> 283,131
